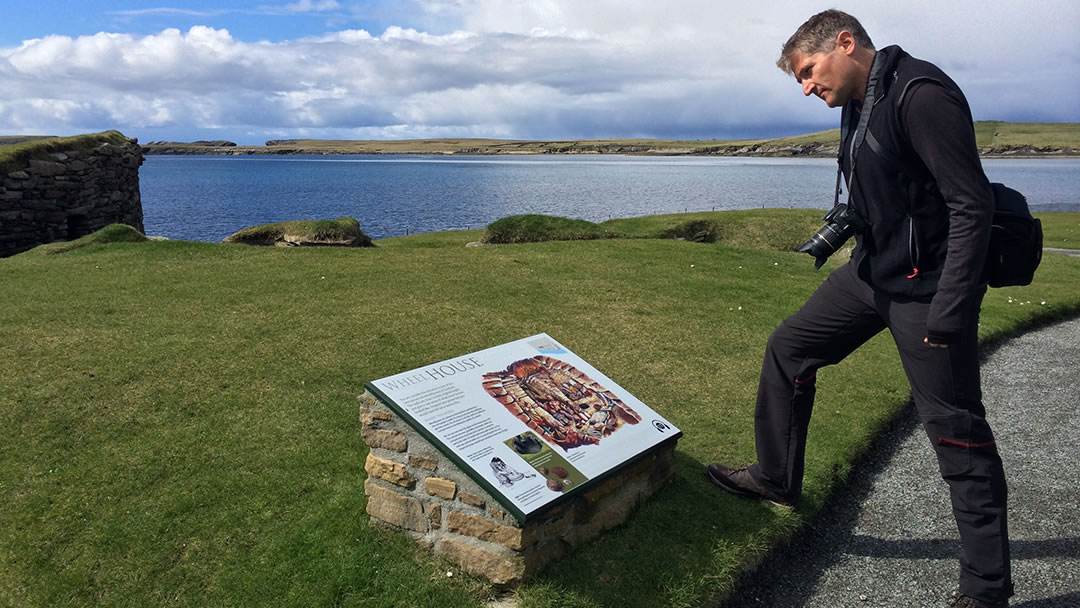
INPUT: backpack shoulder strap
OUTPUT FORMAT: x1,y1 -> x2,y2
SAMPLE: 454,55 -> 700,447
862,75 -> 943,184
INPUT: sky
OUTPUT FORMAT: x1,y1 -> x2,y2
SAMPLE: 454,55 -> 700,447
1,1 -> 1078,145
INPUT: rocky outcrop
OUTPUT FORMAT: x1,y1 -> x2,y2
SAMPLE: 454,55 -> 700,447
979,145 -> 1079,157
224,231 -> 373,248
1,133 -> 144,257
222,218 -> 374,248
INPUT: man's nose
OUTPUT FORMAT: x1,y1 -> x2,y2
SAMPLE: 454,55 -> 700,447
802,80 -> 815,97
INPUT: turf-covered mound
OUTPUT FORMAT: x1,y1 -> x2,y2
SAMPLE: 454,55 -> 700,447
661,219 -> 723,243
21,223 -> 148,256
223,218 -> 374,247
483,214 -> 623,244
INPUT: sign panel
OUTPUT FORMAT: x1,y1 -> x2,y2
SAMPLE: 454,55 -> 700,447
365,334 -> 682,522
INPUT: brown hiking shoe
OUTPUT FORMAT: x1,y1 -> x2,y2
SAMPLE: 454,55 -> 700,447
706,463 -> 794,509
948,593 -> 1008,608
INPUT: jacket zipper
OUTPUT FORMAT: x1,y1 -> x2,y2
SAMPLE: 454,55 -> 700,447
907,217 -> 920,279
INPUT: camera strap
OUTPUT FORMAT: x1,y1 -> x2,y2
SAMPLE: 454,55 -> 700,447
836,50 -> 889,208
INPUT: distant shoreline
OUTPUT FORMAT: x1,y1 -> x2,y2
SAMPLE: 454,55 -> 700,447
139,122 -> 1080,158
140,143 -> 1080,159
6,121 -> 1077,159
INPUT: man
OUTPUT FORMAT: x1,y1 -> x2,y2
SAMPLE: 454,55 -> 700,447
706,10 -> 1012,608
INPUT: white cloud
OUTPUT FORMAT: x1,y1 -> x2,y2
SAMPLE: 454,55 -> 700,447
280,0 -> 341,12
2,0 -> 1078,142
107,8 -> 229,17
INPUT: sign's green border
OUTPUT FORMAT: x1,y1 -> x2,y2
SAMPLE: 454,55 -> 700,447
363,381 -> 682,525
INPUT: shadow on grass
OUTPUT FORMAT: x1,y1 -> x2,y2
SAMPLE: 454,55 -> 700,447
518,450 -> 800,608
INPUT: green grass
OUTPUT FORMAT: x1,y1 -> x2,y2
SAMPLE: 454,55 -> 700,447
21,224 -> 148,256
1038,212 -> 1080,249
2,210 -> 1079,608
601,209 -> 823,252
978,121 -> 1080,150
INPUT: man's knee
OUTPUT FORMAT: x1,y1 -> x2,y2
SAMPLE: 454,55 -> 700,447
764,321 -> 818,384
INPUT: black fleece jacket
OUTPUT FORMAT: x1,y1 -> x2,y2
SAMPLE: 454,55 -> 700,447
842,46 -> 994,344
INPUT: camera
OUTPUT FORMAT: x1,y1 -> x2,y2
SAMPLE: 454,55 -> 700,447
797,204 -> 854,269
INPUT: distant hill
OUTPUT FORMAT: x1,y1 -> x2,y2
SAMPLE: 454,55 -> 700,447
133,122 -> 1077,158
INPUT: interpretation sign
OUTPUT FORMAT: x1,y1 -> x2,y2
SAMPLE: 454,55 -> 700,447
365,333 -> 682,521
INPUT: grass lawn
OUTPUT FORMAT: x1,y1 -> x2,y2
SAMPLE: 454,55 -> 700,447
2,210 -> 1078,607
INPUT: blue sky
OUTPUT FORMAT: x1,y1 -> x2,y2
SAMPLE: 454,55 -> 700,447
0,1 -> 422,46
2,1 -> 1078,144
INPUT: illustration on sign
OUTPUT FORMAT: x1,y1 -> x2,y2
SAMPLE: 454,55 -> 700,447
483,356 -> 642,450
365,333 -> 682,521
504,431 -> 587,494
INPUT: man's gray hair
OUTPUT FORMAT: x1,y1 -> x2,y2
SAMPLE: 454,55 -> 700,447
777,9 -> 875,75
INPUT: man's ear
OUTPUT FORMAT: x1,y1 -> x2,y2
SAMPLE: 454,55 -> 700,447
836,30 -> 856,55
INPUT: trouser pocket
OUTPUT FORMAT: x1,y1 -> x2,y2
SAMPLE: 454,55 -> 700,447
922,411 -> 999,479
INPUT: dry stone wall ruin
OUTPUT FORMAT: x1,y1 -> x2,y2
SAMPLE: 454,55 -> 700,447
1,135 -> 144,256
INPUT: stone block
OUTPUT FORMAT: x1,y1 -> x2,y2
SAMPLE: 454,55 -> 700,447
6,170 -> 29,179
446,510 -> 535,551
524,538 -> 568,572
358,394 -> 393,425
409,454 -> 439,471
361,428 -> 408,452
364,453 -> 416,489
429,504 -> 442,529
583,472 -> 626,507
424,477 -> 457,500
436,538 -> 525,585
29,160 -> 66,177
460,492 -> 486,509
365,478 -> 427,533
540,508 -> 575,539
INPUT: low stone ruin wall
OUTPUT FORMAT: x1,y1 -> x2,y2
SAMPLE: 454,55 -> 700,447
358,390 -> 678,585
1,135 -> 144,256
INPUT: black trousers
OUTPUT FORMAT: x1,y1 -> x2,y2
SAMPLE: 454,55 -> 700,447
749,261 -> 1012,603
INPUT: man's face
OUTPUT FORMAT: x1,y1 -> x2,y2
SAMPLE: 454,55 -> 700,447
790,42 -> 857,108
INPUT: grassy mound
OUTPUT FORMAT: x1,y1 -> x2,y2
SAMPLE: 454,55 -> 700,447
661,219 -> 723,243
223,217 -> 374,247
483,214 -> 622,244
20,223 -> 148,256
483,210 -> 825,253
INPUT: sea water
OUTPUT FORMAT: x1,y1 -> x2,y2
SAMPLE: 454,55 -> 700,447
138,155 -> 1080,242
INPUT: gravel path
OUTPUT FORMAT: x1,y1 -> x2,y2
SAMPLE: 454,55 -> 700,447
723,314 -> 1080,608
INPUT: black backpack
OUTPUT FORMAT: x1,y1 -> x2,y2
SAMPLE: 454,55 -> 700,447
985,183 -> 1042,287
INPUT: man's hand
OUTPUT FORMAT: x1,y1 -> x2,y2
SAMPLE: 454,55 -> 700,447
924,337 -> 948,349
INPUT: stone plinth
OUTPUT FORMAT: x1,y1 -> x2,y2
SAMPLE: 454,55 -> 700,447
358,390 -> 678,585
